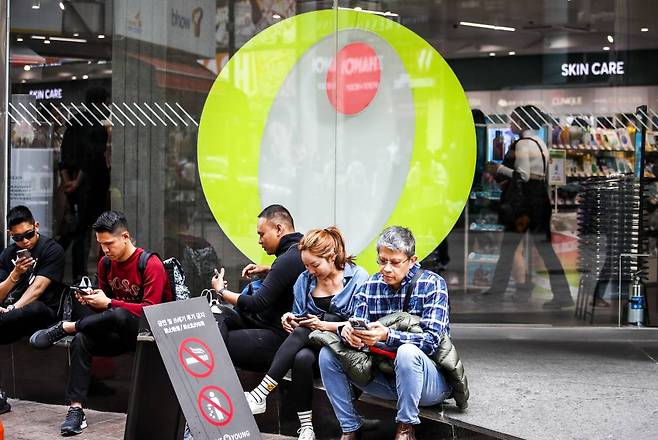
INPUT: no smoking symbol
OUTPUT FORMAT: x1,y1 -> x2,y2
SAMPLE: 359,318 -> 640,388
178,338 -> 215,378
197,386 -> 234,427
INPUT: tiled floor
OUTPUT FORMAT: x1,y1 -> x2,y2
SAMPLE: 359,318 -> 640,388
0,399 -> 293,440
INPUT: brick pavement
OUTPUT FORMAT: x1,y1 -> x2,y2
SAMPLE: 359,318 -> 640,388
0,399 -> 294,440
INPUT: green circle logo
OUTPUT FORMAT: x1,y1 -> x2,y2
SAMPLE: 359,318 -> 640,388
198,10 -> 475,272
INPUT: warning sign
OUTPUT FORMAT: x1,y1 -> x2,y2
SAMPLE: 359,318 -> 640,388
198,386 -> 234,427
143,297 -> 261,440
179,338 -> 215,378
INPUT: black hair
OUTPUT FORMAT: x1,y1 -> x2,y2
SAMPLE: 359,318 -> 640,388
7,205 -> 35,227
471,109 -> 486,125
258,204 -> 294,229
513,105 -> 546,130
92,210 -> 129,234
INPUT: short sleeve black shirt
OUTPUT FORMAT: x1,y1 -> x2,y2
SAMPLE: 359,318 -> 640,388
0,235 -> 65,311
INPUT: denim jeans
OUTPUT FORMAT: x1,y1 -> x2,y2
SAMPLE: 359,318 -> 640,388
319,343 -> 452,432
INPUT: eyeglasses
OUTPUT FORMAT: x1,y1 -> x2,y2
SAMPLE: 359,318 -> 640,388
11,229 -> 36,242
376,257 -> 410,268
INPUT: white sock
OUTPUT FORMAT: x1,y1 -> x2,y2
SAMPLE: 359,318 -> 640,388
298,410 -> 313,430
249,375 -> 278,403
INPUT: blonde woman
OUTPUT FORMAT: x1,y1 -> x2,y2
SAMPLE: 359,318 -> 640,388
244,227 -> 368,440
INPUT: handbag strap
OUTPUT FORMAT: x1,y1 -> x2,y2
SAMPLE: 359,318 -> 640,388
402,269 -> 425,312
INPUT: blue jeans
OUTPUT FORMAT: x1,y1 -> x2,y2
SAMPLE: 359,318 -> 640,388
319,344 -> 452,432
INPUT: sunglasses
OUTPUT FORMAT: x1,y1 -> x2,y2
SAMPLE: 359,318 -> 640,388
11,229 -> 36,242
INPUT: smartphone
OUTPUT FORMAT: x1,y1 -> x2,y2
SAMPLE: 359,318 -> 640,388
70,286 -> 91,296
292,314 -> 310,321
16,249 -> 31,260
349,317 -> 369,330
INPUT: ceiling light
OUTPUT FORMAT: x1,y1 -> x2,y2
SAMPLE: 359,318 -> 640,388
607,35 -> 614,43
603,46 -> 610,51
44,40 -> 51,44
337,7 -> 398,17
31,1 -> 41,10
489,52 -> 496,56
23,65 -> 31,71
72,76 -> 77,80
508,51 -> 516,55
59,2 -> 65,10
16,37 -> 23,42
272,14 -> 281,19
98,34 -> 105,39
21,79 -> 26,83
459,21 -> 516,32
30,35 -> 46,40
73,33 -> 79,37
82,75 -> 89,80
50,36 -> 87,43
641,28 -> 649,32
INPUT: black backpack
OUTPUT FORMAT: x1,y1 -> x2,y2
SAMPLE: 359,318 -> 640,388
102,252 -> 191,302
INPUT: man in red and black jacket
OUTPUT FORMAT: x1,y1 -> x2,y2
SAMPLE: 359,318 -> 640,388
30,210 -> 171,436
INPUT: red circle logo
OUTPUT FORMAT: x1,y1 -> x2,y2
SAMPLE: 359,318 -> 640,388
178,338 -> 215,378
326,42 -> 381,115
197,386 -> 234,427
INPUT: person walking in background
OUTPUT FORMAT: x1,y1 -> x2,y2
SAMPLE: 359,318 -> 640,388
476,105 -> 573,309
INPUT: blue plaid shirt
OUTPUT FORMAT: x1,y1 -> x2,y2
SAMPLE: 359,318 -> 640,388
351,264 -> 450,355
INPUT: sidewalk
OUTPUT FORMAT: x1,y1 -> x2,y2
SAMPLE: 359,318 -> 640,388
0,399 -> 294,440
445,325 -> 658,440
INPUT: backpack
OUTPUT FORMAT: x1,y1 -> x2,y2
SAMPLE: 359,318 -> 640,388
102,251 -> 191,302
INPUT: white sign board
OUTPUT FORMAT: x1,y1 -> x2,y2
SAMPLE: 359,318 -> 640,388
10,149 -> 55,237
115,0 -> 215,58
549,149 -> 567,186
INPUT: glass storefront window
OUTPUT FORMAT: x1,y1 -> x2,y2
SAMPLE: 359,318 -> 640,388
5,0 -> 658,327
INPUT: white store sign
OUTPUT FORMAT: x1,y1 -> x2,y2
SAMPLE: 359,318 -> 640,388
560,61 -> 625,77
115,0 -> 215,58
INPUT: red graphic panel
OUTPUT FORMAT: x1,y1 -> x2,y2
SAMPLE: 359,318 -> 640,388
326,42 -> 381,115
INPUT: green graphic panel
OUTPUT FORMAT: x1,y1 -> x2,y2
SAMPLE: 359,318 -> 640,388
198,10 -> 475,271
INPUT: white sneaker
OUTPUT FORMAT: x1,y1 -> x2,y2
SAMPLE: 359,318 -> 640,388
297,426 -> 316,440
244,391 -> 266,415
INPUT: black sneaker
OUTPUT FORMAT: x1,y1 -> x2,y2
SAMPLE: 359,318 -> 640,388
61,407 -> 87,436
0,390 -> 10,414
30,321 -> 68,349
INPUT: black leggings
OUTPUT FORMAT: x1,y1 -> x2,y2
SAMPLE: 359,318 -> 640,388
67,307 -> 139,404
215,306 -> 287,372
266,326 -> 318,413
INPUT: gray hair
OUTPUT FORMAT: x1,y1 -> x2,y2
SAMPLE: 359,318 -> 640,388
376,226 -> 415,257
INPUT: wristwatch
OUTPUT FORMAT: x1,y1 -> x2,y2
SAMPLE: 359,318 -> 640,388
6,304 -> 15,312
217,287 -> 227,299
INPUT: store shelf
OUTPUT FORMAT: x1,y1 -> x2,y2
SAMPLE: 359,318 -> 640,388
552,144 -> 635,152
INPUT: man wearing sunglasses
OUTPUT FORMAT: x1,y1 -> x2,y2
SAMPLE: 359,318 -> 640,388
0,205 -> 65,414
319,226 -> 452,440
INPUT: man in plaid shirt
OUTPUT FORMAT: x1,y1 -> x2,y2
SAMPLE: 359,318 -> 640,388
319,226 -> 451,440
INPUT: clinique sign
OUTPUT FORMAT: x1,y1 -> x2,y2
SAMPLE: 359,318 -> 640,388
561,61 -> 625,77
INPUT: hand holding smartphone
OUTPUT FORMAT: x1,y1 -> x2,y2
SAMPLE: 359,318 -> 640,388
16,249 -> 31,260
349,317 -> 369,331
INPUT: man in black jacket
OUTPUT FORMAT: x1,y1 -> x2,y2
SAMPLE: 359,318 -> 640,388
211,204 -> 305,371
